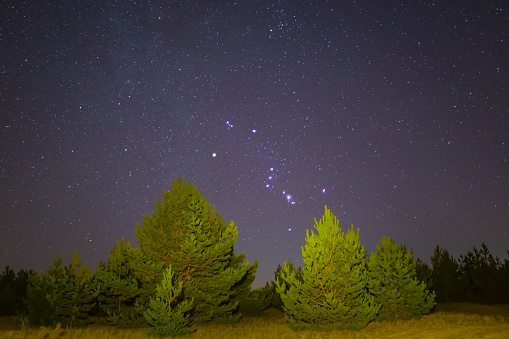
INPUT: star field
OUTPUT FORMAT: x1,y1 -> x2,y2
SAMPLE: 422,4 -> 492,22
1,1 -> 508,287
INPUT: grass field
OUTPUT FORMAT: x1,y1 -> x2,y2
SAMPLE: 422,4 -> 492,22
1,303 -> 508,338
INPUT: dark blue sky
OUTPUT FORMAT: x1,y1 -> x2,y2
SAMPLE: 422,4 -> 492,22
1,1 -> 508,287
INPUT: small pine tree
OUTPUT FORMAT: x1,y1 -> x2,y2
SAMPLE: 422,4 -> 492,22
23,270 -> 53,326
24,253 -> 98,327
276,206 -> 379,331
144,266 -> 196,337
46,252 -> 99,327
271,260 -> 302,311
367,236 -> 436,321
95,239 -> 146,327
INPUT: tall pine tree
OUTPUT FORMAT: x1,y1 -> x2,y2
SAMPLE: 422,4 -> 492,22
367,236 -> 436,321
276,206 -> 379,331
431,245 -> 462,302
135,178 -> 256,324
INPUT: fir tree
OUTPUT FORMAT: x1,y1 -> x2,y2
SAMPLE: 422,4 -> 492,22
367,236 -> 436,321
135,178 -> 256,324
276,206 -> 379,331
144,266 -> 196,337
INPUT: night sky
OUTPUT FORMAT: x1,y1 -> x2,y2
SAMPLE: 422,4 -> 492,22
1,1 -> 508,288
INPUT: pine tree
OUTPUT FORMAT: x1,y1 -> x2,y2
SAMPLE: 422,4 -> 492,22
237,283 -> 273,316
135,178 -> 256,324
23,253 -> 99,327
23,269 -> 53,326
458,243 -> 502,303
271,260 -> 302,311
144,266 -> 196,337
276,206 -> 379,331
367,236 -> 436,321
414,257 -> 433,291
502,251 -> 509,302
0,266 -> 29,316
95,239 -> 147,327
431,245 -> 462,302
233,257 -> 268,316
45,252 -> 99,327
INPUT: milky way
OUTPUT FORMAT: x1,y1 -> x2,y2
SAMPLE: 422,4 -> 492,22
1,1 -> 508,287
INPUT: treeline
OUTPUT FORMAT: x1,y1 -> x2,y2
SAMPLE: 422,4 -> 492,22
419,243 -> 509,304
0,179 -> 508,334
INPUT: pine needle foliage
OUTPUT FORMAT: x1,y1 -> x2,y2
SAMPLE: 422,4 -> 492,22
458,243 -> 503,303
367,236 -> 436,321
431,245 -> 462,302
23,253 -> 98,327
144,266 -> 196,337
47,252 -> 99,327
276,206 -> 379,331
95,239 -> 151,327
237,283 -> 273,316
135,178 -> 255,324
271,260 -> 302,311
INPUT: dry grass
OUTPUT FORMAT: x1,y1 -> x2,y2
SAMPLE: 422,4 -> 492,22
1,304 -> 508,338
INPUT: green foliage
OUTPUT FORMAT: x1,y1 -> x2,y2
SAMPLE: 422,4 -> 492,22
22,253 -> 98,327
144,266 -> 196,337
0,266 -> 31,316
502,251 -> 509,302
276,206 -> 379,331
414,257 -> 433,291
431,245 -> 463,302
367,236 -> 436,321
94,239 -> 152,327
45,252 -> 99,327
234,259 -> 270,316
237,283 -> 274,316
22,271 -> 53,326
271,260 -> 302,311
135,178 -> 256,324
458,243 -> 504,303
429,244 -> 509,304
